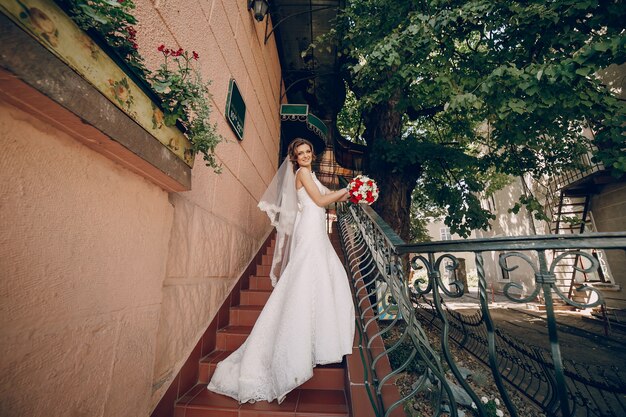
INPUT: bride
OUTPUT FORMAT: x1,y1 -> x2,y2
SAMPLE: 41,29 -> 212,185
207,138 -> 355,404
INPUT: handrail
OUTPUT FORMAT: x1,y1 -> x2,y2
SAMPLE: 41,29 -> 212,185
398,232 -> 626,254
337,198 -> 626,417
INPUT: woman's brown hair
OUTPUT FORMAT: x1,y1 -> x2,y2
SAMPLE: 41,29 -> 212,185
287,138 -> 315,173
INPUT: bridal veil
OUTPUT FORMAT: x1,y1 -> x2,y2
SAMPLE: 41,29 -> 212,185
257,157 -> 299,286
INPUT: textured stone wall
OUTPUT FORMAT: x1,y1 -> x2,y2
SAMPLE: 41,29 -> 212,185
0,1 -> 281,415
133,0 -> 282,409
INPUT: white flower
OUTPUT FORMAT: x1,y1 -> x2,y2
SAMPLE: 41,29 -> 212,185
471,402 -> 477,410
496,410 -> 504,417
495,398 -> 500,406
481,396 -> 489,404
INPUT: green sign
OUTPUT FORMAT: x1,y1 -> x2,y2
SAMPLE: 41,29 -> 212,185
226,79 -> 246,140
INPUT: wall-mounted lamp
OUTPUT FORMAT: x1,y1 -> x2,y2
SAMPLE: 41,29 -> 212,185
248,0 -> 269,22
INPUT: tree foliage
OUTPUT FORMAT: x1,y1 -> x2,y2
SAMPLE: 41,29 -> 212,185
324,0 -> 625,238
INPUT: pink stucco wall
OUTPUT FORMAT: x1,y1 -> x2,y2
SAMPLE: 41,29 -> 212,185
0,1 -> 282,415
0,100 -> 172,416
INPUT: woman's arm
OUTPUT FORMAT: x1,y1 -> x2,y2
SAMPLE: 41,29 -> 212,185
297,168 -> 348,207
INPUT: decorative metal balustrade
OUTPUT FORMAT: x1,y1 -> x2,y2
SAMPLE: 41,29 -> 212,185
413,297 -> 626,417
336,202 -> 626,417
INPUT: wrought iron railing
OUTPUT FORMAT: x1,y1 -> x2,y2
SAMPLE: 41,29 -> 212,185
413,297 -> 626,417
336,202 -> 626,417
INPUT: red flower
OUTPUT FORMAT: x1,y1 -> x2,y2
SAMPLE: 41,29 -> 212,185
192,51 -> 199,60
157,44 -> 165,52
175,47 -> 184,56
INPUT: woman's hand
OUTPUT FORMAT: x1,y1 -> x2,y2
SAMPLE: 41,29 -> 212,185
337,188 -> 350,202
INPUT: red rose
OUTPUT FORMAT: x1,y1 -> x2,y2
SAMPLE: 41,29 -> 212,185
157,44 -> 165,52
192,51 -> 199,60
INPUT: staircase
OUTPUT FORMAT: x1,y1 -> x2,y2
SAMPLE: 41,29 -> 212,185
165,232 -> 352,417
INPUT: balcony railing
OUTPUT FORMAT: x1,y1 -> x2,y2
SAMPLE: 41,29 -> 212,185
337,202 -> 626,417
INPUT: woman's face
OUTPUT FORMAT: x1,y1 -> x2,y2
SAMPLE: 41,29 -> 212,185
294,143 -> 313,168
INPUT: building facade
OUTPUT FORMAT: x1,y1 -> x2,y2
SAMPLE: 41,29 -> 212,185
0,1 -> 282,415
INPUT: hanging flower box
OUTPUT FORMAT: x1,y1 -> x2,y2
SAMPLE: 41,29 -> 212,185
0,0 -> 196,190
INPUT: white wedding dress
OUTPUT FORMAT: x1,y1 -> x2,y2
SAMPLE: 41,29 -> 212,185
207,171 -> 355,403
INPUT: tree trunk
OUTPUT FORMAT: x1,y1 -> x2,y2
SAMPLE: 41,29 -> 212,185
363,101 -> 421,242
372,175 -> 416,242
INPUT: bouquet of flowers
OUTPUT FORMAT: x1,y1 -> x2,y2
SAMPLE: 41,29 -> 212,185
347,175 -> 379,205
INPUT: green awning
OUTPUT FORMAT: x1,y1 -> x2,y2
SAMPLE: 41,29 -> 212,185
280,104 -> 328,156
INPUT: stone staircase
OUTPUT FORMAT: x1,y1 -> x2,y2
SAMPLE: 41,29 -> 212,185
154,233 -> 353,417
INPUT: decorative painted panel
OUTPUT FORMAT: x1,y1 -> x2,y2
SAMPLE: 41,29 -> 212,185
0,0 -> 193,166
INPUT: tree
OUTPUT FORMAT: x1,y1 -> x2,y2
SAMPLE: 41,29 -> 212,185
318,0 -> 625,239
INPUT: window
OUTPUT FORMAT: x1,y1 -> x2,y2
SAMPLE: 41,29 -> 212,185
440,227 -> 451,241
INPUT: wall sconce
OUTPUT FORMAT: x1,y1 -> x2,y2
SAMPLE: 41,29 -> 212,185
248,0 -> 269,22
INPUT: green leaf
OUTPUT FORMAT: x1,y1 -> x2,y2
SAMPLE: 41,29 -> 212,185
593,42 -> 610,52
152,81 -> 171,93
575,67 -> 592,76
78,5 -> 109,24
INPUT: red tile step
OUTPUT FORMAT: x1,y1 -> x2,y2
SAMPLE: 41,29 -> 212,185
255,264 -> 271,277
215,325 -> 252,351
199,350 -> 345,391
175,384 -> 349,417
249,275 -> 273,291
261,254 -> 274,266
228,305 -> 263,326
240,289 -> 271,306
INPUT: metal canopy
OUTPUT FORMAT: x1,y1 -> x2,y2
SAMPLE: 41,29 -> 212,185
268,0 -> 344,119
267,0 -> 364,171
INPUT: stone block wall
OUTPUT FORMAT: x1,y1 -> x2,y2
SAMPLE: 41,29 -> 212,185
0,1 -> 282,415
